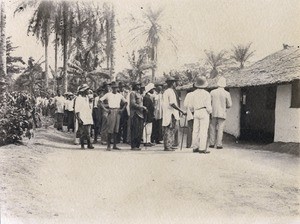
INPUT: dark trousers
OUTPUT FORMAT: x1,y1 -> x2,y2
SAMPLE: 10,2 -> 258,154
80,124 -> 92,147
131,114 -> 144,149
100,109 -> 108,143
151,119 -> 163,143
117,109 -> 128,143
67,111 -> 75,132
56,113 -> 64,131
187,119 -> 194,148
92,107 -> 101,141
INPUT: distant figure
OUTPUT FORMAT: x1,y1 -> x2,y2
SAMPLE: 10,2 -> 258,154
189,76 -> 211,154
209,77 -> 232,149
53,90 -> 65,131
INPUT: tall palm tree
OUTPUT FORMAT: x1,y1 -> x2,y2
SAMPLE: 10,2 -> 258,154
15,0 -> 58,89
129,7 -> 177,82
231,43 -> 255,69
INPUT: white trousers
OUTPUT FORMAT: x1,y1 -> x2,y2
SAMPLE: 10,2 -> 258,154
143,122 -> 152,143
209,117 -> 226,147
192,109 -> 210,150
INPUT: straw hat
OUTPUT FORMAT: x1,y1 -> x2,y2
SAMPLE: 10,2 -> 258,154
78,84 -> 90,93
145,83 -> 155,94
217,77 -> 226,88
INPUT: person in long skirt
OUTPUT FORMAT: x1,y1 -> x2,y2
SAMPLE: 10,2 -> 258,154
162,77 -> 186,151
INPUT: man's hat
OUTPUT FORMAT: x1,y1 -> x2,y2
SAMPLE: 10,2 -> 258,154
193,76 -> 208,89
78,84 -> 90,93
145,83 -> 155,94
165,76 -> 179,83
110,81 -> 118,88
217,77 -> 226,88
131,81 -> 141,88
118,81 -> 125,87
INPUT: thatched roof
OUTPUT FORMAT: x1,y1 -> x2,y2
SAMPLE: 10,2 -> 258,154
178,47 -> 300,90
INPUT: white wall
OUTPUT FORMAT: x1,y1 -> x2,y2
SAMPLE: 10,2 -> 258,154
274,84 -> 300,143
224,88 -> 241,138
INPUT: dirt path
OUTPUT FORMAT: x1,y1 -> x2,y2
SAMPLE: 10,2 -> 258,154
0,127 -> 299,224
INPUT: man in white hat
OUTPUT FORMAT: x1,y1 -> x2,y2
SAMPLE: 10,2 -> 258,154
53,89 -> 66,131
209,77 -> 232,149
189,76 -> 212,153
75,84 -> 94,149
143,83 -> 155,147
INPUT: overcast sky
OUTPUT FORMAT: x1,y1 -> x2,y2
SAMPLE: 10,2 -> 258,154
5,0 -> 300,76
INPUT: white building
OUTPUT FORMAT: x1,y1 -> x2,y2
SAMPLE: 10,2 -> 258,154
178,47 -> 300,143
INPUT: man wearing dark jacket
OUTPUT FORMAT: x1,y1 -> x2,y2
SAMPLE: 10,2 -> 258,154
143,83 -> 155,146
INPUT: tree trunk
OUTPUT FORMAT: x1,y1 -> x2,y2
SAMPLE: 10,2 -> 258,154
0,0 -> 7,109
0,0 -> 6,79
151,67 -> 155,82
62,2 -> 68,93
240,62 -> 244,69
44,36 -> 49,89
54,32 -> 58,93
106,18 -> 110,71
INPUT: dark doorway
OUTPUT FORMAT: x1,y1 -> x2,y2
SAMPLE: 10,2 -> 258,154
240,86 -> 277,143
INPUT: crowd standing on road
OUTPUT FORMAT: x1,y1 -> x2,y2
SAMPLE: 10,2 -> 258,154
47,76 -> 232,153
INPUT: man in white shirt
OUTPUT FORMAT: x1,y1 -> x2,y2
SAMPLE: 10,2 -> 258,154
183,87 -> 196,148
65,93 -> 75,132
75,84 -> 94,149
189,76 -> 212,154
162,77 -> 186,151
100,81 -> 127,151
209,77 -> 232,149
151,84 -> 163,144
53,90 -> 65,131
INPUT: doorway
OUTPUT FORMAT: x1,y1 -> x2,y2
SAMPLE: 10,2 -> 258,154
240,86 -> 277,143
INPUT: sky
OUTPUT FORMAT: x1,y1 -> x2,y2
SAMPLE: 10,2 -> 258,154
5,0 -> 300,77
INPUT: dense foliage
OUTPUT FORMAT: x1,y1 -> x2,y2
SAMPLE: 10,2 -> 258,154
0,92 -> 35,145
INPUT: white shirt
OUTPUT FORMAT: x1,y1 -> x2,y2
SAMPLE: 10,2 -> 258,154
154,92 -> 163,120
184,91 -> 194,121
54,96 -> 65,113
162,88 -> 180,126
189,89 -> 212,114
74,95 -> 93,125
65,99 -> 74,111
100,92 -> 126,109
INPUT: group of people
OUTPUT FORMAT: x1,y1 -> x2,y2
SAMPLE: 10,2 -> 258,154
52,75 -> 232,153
184,76 -> 232,153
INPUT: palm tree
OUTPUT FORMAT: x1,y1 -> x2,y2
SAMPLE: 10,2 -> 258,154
231,43 -> 255,69
129,7 -> 177,82
204,50 -> 227,78
15,0 -> 57,89
128,47 -> 155,82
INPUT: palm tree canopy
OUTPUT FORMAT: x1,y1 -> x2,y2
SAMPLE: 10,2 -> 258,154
231,43 -> 255,68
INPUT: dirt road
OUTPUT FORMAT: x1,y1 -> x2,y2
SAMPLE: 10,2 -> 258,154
0,128 -> 299,224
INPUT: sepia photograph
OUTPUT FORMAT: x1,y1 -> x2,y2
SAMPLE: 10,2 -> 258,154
0,0 -> 299,223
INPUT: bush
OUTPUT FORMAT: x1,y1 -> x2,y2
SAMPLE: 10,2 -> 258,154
0,92 -> 35,145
